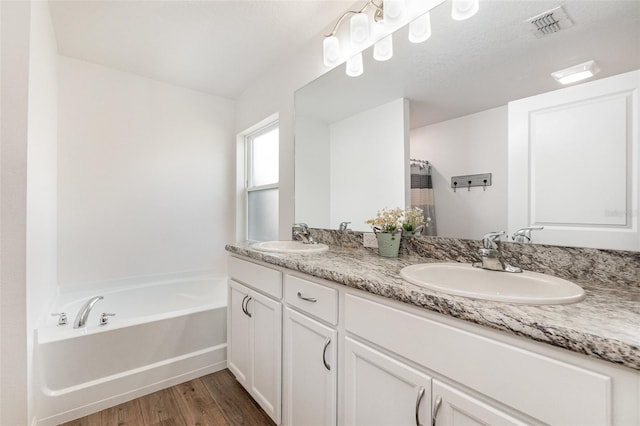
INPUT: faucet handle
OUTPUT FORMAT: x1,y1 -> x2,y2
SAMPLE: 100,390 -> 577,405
339,221 -> 351,231
292,223 -> 308,236
51,312 -> 67,326
99,312 -> 116,326
512,226 -> 544,243
481,231 -> 506,249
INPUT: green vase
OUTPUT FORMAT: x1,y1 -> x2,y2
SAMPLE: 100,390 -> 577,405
376,232 -> 401,257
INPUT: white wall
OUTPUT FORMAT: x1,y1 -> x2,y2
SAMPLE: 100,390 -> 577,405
57,57 -> 235,289
1,1 -> 30,424
236,36 -> 328,240
410,106 -> 508,240
26,0 -> 59,422
330,98 -> 408,231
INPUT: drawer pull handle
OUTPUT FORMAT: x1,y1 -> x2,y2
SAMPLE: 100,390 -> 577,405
322,337 -> 331,371
297,292 -> 317,303
431,395 -> 442,426
415,386 -> 426,426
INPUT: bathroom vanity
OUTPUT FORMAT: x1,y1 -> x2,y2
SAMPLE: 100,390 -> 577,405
225,240 -> 640,426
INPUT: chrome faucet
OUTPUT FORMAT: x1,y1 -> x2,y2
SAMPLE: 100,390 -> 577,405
473,231 -> 522,273
339,221 -> 351,231
512,226 -> 544,243
74,296 -> 104,328
292,223 -> 317,244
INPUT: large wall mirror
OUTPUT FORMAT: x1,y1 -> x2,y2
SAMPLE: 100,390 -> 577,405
295,0 -> 640,251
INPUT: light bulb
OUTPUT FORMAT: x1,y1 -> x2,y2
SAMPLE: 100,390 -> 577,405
409,12 -> 431,43
452,0 -> 479,21
374,34 -> 393,61
350,13 -> 370,48
346,52 -> 363,77
323,36 -> 341,67
383,0 -> 405,23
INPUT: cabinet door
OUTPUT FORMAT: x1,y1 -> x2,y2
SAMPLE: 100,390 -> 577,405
227,280 -> 251,387
284,307 -> 337,426
343,337 -> 431,426
432,380 -> 531,426
248,290 -> 282,424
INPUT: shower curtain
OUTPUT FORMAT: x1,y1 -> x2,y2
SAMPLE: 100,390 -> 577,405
410,160 -> 437,236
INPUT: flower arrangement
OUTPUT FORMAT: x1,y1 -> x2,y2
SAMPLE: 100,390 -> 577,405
365,207 -> 404,235
402,206 -> 427,234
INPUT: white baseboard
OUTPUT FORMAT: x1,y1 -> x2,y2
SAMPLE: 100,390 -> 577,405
36,360 -> 227,426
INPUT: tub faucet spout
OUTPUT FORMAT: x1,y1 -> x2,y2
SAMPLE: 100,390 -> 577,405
74,296 -> 104,328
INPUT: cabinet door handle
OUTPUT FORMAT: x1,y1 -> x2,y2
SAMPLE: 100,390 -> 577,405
241,295 -> 248,316
241,296 -> 247,315
297,291 -> 317,303
431,395 -> 442,426
415,386 -> 426,426
322,337 -> 331,371
245,296 -> 252,318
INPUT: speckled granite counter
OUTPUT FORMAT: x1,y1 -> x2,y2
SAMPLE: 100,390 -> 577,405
226,239 -> 640,371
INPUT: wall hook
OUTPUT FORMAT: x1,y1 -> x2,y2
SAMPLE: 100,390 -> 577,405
451,173 -> 492,192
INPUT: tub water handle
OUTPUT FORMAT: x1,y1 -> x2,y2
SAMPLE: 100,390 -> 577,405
99,312 -> 116,326
51,312 -> 67,326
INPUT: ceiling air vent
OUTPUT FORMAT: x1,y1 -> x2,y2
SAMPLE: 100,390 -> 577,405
527,6 -> 574,38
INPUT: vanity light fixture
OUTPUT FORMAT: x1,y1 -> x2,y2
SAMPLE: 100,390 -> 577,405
373,31 -> 394,61
383,0 -> 405,23
551,60 -> 600,85
409,12 -> 432,43
323,35 -> 342,67
350,12 -> 371,48
323,0 -> 479,77
451,0 -> 479,21
346,52 -> 364,77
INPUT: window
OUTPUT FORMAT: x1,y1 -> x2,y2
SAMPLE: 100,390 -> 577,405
246,122 -> 279,241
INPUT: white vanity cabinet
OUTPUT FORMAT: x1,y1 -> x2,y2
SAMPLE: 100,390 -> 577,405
344,293 -> 636,426
227,257 -> 282,424
343,330 -> 528,426
343,337 -> 432,426
283,274 -> 338,426
431,380 -> 530,426
226,254 -> 639,426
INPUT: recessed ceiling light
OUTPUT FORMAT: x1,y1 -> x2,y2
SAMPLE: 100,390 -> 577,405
551,60 -> 600,85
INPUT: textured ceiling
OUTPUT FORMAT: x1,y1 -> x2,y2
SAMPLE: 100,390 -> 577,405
49,0 -> 353,99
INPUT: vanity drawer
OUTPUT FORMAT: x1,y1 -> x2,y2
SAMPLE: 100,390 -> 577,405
345,294 -> 611,426
228,256 -> 282,299
285,275 -> 338,325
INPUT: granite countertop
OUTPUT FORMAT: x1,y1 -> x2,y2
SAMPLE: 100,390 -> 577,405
226,241 -> 640,371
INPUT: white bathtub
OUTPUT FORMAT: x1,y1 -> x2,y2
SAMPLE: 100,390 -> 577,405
35,278 -> 227,426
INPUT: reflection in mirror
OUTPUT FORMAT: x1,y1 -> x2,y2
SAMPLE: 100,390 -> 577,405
295,98 -> 409,232
295,0 -> 640,250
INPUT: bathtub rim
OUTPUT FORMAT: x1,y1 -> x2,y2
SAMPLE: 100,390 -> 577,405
38,277 -> 227,344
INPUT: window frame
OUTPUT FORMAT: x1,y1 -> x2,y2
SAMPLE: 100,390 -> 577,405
239,117 -> 279,241
245,121 -> 279,194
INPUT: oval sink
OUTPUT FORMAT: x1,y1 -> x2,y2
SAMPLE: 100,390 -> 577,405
400,263 -> 585,305
251,240 -> 329,254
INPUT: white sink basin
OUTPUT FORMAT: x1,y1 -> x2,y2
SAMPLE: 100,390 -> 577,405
251,240 -> 329,254
400,263 -> 585,305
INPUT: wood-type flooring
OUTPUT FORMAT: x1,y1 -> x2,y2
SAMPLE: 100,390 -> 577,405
59,369 -> 275,426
